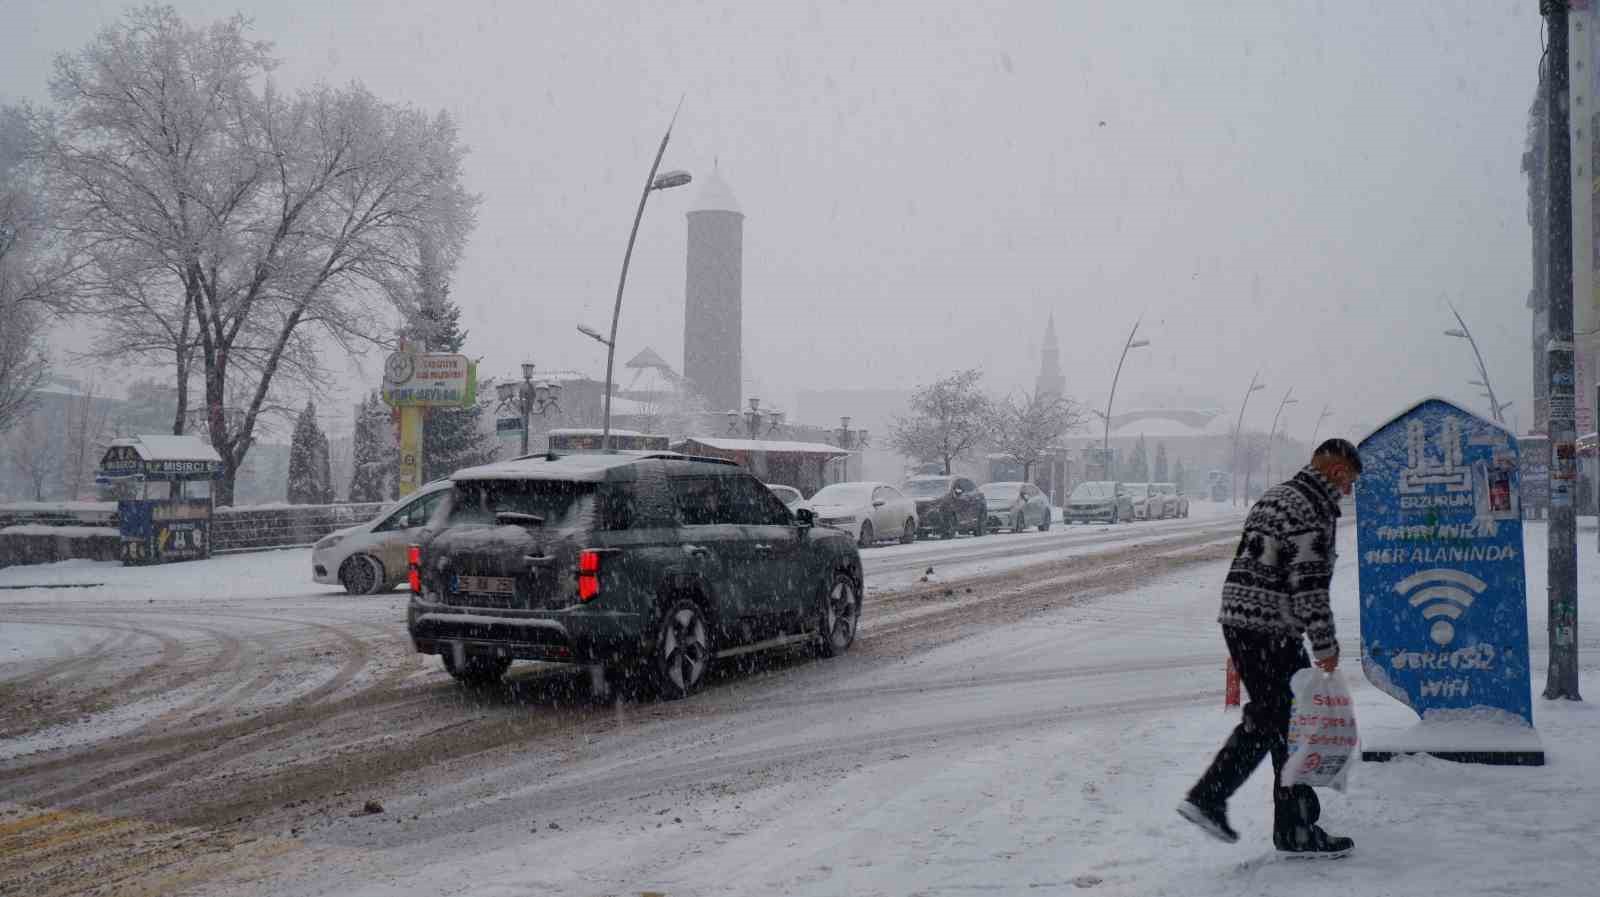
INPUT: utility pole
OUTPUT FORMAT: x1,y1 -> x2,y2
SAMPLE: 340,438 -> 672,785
1541,0 -> 1581,700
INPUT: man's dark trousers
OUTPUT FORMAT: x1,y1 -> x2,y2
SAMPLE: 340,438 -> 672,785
1188,625 -> 1316,831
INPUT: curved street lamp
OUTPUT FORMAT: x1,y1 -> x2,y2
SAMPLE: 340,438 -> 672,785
1266,388 -> 1298,485
1445,303 -> 1509,425
1101,319 -> 1150,475
1310,404 -> 1333,449
1230,372 -> 1267,506
600,100 -> 691,452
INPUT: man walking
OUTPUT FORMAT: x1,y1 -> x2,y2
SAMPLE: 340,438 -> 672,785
1178,439 -> 1362,857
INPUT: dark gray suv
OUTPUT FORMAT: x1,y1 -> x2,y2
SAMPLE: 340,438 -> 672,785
406,452 -> 864,698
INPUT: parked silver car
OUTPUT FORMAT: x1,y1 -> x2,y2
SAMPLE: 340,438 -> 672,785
1064,481 -> 1134,524
980,481 -> 1052,532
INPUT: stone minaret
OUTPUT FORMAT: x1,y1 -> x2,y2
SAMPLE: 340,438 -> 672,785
683,166 -> 743,413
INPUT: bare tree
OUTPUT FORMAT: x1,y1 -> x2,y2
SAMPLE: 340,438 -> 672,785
42,7 -> 477,504
60,381 -> 111,499
7,411 -> 56,500
0,105 -> 57,434
890,369 -> 991,476
990,389 -> 1089,482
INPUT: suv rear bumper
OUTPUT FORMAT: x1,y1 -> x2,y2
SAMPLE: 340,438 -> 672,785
408,600 -> 645,664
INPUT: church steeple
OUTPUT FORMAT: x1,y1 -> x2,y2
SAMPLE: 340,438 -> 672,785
1037,313 -> 1065,398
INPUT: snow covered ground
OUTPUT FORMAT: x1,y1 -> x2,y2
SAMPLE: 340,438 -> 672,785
184,519 -> 1599,897
4,507 -> 1595,897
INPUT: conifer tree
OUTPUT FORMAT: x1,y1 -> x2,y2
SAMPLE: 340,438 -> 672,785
287,401 -> 334,504
349,391 -> 398,503
403,240 -> 496,484
1125,434 -> 1150,482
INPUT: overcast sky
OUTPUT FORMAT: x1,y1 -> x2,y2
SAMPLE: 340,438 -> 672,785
4,1 -> 1540,442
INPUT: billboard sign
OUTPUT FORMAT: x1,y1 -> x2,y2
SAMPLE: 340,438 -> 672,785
1355,399 -> 1533,725
382,352 -> 478,407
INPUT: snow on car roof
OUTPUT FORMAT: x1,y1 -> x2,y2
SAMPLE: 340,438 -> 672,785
449,451 -> 687,482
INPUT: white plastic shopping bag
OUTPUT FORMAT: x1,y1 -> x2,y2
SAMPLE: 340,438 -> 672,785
1281,667 -> 1358,792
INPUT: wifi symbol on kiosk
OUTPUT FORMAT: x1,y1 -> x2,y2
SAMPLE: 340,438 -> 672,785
1394,569 -> 1487,646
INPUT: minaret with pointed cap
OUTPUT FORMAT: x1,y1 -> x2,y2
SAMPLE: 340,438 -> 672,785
683,162 -> 744,413
1036,314 -> 1065,398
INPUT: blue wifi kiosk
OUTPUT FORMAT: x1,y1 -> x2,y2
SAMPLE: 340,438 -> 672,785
1355,398 -> 1543,765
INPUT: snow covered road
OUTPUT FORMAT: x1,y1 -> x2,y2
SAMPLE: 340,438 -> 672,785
3,508 -> 1597,897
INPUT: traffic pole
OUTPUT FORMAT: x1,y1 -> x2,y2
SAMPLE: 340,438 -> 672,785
1541,0 -> 1582,700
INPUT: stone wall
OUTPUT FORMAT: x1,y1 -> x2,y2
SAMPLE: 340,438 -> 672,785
208,503 -> 387,552
0,501 -> 389,567
0,526 -> 122,568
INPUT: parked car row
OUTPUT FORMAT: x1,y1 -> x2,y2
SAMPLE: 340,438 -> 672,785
1064,480 -> 1188,524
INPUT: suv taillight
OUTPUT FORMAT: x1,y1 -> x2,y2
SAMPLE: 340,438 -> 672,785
407,544 -> 421,594
577,549 -> 601,601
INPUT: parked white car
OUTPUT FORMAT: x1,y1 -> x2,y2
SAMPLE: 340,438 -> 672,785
805,481 -> 919,547
1154,482 -> 1188,518
1126,482 -> 1163,520
312,481 -> 452,594
765,483 -> 805,511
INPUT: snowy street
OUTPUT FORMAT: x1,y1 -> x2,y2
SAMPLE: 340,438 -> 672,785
1,509 -> 1597,896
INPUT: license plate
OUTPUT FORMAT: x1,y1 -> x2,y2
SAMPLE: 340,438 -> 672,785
455,575 -> 516,595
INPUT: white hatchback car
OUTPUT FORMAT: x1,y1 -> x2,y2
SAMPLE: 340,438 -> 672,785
312,481 -> 452,594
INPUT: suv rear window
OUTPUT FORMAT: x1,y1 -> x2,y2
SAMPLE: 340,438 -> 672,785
448,479 -> 596,528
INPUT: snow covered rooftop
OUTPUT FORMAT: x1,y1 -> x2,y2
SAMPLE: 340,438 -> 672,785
107,434 -> 223,463
681,437 -> 850,456
625,347 -> 675,372
449,450 -> 685,482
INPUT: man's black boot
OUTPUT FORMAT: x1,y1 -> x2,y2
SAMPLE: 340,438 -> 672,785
1178,799 -> 1239,844
1273,784 -> 1352,857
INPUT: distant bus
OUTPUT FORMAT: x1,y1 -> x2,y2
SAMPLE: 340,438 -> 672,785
546,429 -> 669,453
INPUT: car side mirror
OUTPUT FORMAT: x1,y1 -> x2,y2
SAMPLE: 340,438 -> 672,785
953,488 -> 963,496
872,499 -> 886,508
795,507 -> 816,527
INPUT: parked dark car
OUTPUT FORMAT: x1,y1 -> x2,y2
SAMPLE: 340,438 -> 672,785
406,452 -> 864,699
980,481 -> 1052,532
903,475 -> 988,538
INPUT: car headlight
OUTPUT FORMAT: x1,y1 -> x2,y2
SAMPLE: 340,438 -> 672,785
315,533 -> 344,550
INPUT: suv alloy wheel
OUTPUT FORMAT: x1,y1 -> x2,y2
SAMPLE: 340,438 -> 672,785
652,599 -> 712,699
816,572 -> 860,657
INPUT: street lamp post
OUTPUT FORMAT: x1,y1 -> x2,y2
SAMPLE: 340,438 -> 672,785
726,397 -> 784,439
1101,319 -> 1150,477
1230,372 -> 1267,506
1266,388 -> 1299,485
495,362 -> 562,456
600,101 -> 691,453
832,415 -> 870,480
1445,303 -> 1511,425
